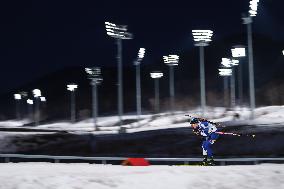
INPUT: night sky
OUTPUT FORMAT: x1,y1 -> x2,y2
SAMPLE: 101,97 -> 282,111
0,0 -> 283,94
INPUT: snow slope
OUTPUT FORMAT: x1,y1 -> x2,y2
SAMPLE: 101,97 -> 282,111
0,163 -> 283,189
1,106 -> 284,134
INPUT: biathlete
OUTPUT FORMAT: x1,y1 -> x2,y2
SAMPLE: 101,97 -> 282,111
189,117 -> 220,165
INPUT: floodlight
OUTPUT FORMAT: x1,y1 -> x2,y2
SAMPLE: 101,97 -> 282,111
192,30 -> 213,46
221,58 -> 232,68
105,21 -> 133,39
231,59 -> 239,66
150,71 -> 163,79
27,99 -> 33,105
138,48 -> 146,59
231,47 -> 246,57
85,67 -> 103,84
14,94 -> 21,100
219,68 -> 232,76
67,84 -> 78,91
32,89 -> 41,97
282,50 -> 284,55
40,97 -> 46,102
249,0 -> 259,17
163,55 -> 179,66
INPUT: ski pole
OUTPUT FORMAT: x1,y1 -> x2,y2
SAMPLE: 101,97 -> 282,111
216,131 -> 256,138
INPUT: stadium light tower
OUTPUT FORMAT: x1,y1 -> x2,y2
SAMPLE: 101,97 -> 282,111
105,21 -> 133,128
32,89 -> 41,126
192,30 -> 213,115
27,99 -> 34,122
220,58 -> 234,108
163,55 -> 179,114
133,48 -> 146,119
242,0 -> 260,119
14,93 -> 21,120
67,83 -> 78,123
150,71 -> 163,113
231,46 -> 246,106
85,67 -> 103,131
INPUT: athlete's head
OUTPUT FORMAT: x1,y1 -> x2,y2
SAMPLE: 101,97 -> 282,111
190,118 -> 199,129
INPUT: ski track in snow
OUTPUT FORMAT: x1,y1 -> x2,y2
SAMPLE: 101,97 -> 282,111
0,163 -> 283,189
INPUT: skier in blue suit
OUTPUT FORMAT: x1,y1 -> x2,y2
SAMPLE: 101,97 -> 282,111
189,117 -> 219,165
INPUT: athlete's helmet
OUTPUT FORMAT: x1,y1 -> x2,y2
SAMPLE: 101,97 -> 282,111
190,117 -> 199,124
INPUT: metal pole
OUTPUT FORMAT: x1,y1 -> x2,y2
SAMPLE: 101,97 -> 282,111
230,69 -> 236,109
35,98 -> 40,126
169,66 -> 175,113
117,38 -> 123,126
71,90 -> 76,123
92,80 -> 98,130
247,21 -> 256,119
28,104 -> 33,122
15,100 -> 20,120
154,79 -> 160,113
224,77 -> 229,107
199,46 -> 206,114
238,62 -> 243,106
136,64 -> 141,118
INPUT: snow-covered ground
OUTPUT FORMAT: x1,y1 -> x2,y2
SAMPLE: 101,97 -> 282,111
0,163 -> 283,189
0,106 -> 284,134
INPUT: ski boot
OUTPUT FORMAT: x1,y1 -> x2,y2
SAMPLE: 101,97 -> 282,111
201,155 -> 209,166
207,156 -> 215,166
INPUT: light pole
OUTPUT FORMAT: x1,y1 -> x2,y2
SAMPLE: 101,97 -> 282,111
163,55 -> 179,114
231,46 -> 246,106
19,91 -> 28,118
67,84 -> 78,123
219,58 -> 236,108
150,71 -> 163,113
85,67 -> 103,131
133,48 -> 146,119
105,21 -> 133,128
192,30 -> 213,114
242,0 -> 260,119
32,89 -> 41,126
27,99 -> 34,122
218,68 -> 232,107
14,94 -> 21,120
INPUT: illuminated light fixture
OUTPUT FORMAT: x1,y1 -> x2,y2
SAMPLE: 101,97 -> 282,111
67,83 -> 78,91
134,48 -> 146,66
150,71 -> 163,79
249,0 -> 259,17
105,21 -> 133,39
14,94 -> 21,100
27,99 -> 33,105
221,58 -> 232,68
138,48 -> 146,59
85,67 -> 103,84
282,50 -> 284,55
40,97 -> 46,102
231,59 -> 240,66
163,55 -> 179,66
231,46 -> 246,58
219,68 -> 232,76
192,30 -> 213,46
32,89 -> 41,97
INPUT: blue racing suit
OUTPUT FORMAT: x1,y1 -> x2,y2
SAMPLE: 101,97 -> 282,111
193,121 -> 219,157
